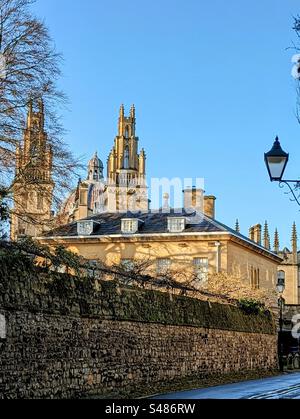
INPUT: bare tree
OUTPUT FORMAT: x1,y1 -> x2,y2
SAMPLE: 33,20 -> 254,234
199,272 -> 275,308
0,0 -> 80,234
81,259 -> 274,308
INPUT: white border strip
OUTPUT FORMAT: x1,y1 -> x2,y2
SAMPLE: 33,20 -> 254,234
37,231 -> 281,260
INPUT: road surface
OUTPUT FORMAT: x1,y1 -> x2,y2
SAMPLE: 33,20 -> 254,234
153,373 -> 300,399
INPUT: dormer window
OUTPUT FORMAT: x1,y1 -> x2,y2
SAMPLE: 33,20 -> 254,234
77,220 -> 94,236
168,217 -> 186,233
121,219 -> 139,234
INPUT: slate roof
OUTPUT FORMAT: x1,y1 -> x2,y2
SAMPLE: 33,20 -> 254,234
41,210 -> 281,260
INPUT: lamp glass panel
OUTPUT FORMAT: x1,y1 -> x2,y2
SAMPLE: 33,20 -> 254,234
267,156 -> 287,179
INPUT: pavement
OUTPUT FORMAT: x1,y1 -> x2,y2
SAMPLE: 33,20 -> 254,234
153,373 -> 300,399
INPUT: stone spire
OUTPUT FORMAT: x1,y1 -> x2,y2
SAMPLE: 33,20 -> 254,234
27,98 -> 33,127
235,219 -> 240,233
274,228 -> 280,253
130,104 -> 136,119
38,97 -> 44,113
119,104 -> 125,118
292,222 -> 298,263
263,221 -> 270,250
28,98 -> 33,113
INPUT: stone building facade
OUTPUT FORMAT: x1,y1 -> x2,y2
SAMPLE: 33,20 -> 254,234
39,209 -> 281,297
243,222 -> 300,305
12,104 -> 283,298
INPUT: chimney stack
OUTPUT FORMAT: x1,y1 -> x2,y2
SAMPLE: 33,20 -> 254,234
253,224 -> 262,246
183,187 -> 204,213
204,196 -> 216,219
183,189 -> 216,218
249,224 -> 262,245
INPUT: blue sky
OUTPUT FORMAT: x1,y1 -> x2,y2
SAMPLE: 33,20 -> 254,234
33,0 -> 300,247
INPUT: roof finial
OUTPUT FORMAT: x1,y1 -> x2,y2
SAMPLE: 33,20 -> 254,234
120,104 -> 125,118
162,192 -> 170,212
235,219 -> 240,233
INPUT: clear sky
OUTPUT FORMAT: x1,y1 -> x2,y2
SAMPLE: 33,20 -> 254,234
33,0 -> 300,247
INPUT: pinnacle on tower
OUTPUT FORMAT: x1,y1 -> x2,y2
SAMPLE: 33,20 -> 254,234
28,98 -> 33,113
292,222 -> 297,243
292,222 -> 298,262
235,219 -> 240,233
38,97 -> 44,113
120,104 -> 125,118
130,104 -> 135,119
274,228 -> 280,253
263,221 -> 270,250
38,98 -> 45,128
27,98 -> 33,127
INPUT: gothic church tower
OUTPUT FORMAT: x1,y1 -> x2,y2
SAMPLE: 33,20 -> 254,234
107,104 -> 148,212
11,99 -> 54,240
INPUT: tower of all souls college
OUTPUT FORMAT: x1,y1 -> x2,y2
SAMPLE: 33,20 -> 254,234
11,99 -> 54,240
59,104 -> 149,224
11,102 -> 149,241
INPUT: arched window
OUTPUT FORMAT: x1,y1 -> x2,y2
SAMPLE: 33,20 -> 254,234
124,147 -> 130,169
250,266 -> 254,289
37,193 -> 43,210
250,268 -> 260,290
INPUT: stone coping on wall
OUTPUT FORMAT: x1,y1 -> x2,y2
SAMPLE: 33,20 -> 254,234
0,270 -> 276,335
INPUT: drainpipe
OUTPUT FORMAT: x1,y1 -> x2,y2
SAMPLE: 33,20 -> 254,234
215,242 -> 221,273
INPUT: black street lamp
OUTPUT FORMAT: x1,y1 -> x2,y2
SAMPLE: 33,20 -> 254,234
265,137 -> 300,206
277,271 -> 286,373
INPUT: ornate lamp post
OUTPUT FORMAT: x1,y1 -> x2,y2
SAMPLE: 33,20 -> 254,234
265,137 -> 300,206
277,271 -> 286,373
